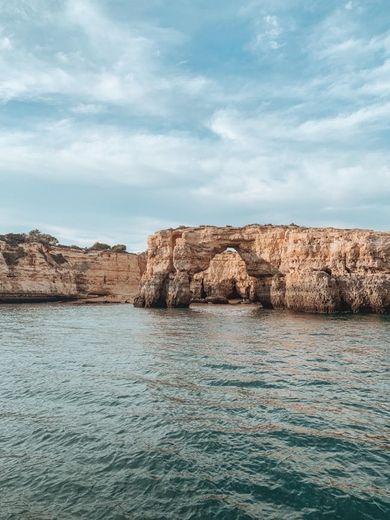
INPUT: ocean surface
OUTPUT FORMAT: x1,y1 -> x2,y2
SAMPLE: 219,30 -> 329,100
0,303 -> 389,520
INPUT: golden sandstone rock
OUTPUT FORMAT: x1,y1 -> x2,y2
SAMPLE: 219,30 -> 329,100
191,251 -> 257,302
1,224 -> 389,313
0,240 -> 145,303
134,225 -> 390,313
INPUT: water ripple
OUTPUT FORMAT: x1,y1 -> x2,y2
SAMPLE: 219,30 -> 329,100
0,304 -> 389,519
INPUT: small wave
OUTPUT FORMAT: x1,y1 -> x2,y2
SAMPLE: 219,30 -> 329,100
0,305 -> 388,519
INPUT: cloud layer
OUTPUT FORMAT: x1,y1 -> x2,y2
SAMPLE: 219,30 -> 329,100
0,0 -> 389,249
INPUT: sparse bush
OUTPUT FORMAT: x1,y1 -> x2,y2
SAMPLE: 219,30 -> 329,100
1,230 -> 60,247
89,242 -> 111,251
111,244 -> 127,253
2,233 -> 27,246
28,229 -> 59,246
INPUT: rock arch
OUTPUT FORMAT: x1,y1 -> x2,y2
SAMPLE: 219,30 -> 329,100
190,248 -> 258,303
134,224 -> 390,314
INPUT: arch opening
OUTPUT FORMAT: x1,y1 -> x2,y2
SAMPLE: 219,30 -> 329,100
189,246 -> 258,305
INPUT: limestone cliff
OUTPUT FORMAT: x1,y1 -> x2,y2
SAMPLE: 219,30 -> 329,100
0,238 -> 145,303
135,225 -> 390,314
191,251 -> 257,302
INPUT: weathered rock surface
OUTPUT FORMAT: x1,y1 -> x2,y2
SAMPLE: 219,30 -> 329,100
0,240 -> 145,303
134,225 -> 390,313
191,251 -> 257,302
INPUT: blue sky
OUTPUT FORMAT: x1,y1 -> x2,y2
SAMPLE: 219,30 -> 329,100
0,0 -> 389,250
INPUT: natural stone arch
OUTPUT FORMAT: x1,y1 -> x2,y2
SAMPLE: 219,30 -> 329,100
172,236 -> 276,278
190,247 -> 258,303
134,224 -> 390,313
135,225 -> 282,308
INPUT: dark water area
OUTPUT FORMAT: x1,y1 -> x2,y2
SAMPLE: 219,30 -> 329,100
0,304 -> 389,520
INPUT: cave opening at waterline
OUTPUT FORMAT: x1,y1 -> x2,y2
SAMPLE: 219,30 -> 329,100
190,247 -> 257,305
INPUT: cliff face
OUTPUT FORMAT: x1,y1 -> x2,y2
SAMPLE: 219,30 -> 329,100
135,225 -> 390,313
0,240 -> 145,303
2,224 -> 389,312
191,251 -> 257,301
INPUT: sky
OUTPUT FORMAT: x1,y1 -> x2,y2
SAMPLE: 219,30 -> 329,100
0,0 -> 389,251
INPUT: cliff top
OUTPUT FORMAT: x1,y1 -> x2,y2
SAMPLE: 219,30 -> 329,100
0,230 -> 136,254
155,223 -> 389,235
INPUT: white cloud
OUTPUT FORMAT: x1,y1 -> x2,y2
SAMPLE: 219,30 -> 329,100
209,98 -> 390,146
41,216 -> 182,251
0,0 -> 214,117
0,36 -> 12,50
0,121 -> 209,188
71,103 -> 104,114
0,0 -> 389,240
296,102 -> 390,138
317,32 -> 390,64
249,14 -> 285,52
1,100 -> 389,227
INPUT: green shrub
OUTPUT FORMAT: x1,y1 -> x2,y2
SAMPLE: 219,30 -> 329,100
28,229 -> 59,246
89,242 -> 111,251
2,233 -> 27,246
111,244 -> 127,252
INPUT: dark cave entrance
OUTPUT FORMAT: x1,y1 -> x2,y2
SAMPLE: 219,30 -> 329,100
226,281 -> 242,300
200,279 -> 207,299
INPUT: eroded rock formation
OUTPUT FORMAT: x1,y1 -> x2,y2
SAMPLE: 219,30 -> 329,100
134,225 -> 390,313
191,251 -> 257,302
0,239 -> 145,303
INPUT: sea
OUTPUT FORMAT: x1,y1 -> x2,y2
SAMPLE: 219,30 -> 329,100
0,303 -> 389,519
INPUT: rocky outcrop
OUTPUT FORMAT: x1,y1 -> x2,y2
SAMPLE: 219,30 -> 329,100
134,225 -> 390,313
0,239 -> 145,303
191,251 -> 257,302
2,224 -> 389,312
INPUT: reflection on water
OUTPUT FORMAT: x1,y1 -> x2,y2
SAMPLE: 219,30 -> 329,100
0,303 -> 389,519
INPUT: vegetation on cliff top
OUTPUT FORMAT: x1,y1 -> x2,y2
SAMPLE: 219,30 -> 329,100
88,242 -> 127,252
0,231 -> 127,253
0,229 -> 59,247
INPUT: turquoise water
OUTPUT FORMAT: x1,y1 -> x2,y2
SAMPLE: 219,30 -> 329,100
0,304 -> 389,520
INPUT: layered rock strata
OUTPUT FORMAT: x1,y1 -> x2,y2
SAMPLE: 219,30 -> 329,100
191,251 -> 257,302
134,225 -> 390,314
0,240 -> 145,303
